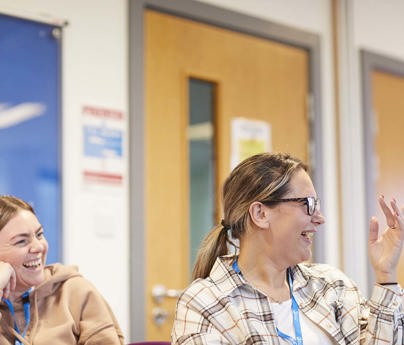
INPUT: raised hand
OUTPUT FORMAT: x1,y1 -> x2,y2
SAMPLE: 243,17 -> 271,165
0,261 -> 16,300
368,196 -> 404,283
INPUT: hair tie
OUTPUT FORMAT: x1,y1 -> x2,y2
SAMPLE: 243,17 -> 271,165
221,219 -> 231,231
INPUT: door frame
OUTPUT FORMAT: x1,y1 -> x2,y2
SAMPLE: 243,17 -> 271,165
129,0 -> 323,340
361,50 -> 404,293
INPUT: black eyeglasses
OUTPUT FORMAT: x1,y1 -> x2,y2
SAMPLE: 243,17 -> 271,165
261,196 -> 320,216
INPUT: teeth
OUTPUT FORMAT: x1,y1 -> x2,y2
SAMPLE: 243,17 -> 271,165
23,259 -> 41,268
301,232 -> 313,238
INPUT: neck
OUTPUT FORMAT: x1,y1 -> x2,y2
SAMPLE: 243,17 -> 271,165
237,234 -> 291,302
8,287 -> 32,302
238,251 -> 288,289
238,231 -> 290,288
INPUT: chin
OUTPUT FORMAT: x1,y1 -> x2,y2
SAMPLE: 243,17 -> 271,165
297,251 -> 312,264
20,274 -> 46,290
303,252 -> 312,262
34,273 -> 46,285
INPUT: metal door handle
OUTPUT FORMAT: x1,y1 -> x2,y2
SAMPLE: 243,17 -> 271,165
152,284 -> 182,304
152,307 -> 169,326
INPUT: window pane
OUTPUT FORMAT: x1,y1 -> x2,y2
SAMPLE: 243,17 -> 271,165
189,79 -> 215,270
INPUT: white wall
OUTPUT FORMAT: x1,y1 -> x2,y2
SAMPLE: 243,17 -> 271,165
0,0 -> 129,338
354,0 -> 404,59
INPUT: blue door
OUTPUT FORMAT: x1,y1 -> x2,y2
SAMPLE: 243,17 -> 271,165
0,14 -> 62,263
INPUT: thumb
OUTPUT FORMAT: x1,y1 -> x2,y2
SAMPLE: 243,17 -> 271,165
369,216 -> 379,245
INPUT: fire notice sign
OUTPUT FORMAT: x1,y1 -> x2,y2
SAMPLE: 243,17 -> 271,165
82,105 -> 124,185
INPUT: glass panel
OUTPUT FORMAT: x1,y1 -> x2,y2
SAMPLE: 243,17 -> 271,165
189,79 -> 215,270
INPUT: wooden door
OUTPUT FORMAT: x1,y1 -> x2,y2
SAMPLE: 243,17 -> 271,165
145,9 -> 310,339
372,70 -> 404,285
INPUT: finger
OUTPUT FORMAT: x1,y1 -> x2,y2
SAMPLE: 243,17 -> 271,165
390,199 -> 404,232
369,216 -> 379,244
379,195 -> 396,228
390,199 -> 400,215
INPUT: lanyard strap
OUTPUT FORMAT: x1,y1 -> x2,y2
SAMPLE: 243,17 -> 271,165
3,288 -> 32,345
232,259 -> 242,275
232,259 -> 303,345
276,271 -> 303,345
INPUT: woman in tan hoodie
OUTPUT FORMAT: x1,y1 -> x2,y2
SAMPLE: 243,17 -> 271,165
0,195 -> 124,345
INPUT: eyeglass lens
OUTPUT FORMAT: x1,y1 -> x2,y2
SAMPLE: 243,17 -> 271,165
308,197 -> 319,215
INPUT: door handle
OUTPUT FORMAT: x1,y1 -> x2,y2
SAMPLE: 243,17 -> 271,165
152,284 -> 182,304
152,307 -> 169,326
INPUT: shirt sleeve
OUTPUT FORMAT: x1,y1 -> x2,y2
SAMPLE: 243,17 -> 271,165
171,294 -> 231,345
361,284 -> 404,344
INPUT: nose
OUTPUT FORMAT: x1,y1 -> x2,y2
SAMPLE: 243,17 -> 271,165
30,238 -> 45,252
312,208 -> 325,225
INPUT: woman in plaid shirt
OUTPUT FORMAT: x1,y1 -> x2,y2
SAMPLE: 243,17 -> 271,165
172,152 -> 404,344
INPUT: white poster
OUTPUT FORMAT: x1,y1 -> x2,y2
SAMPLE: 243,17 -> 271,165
82,105 -> 124,185
231,117 -> 271,170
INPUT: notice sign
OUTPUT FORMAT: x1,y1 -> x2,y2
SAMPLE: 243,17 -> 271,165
231,117 -> 271,170
82,105 -> 124,185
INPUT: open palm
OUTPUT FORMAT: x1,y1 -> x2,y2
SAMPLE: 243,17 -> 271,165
368,196 -> 404,282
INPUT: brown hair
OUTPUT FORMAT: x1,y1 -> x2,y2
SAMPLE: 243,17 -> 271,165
0,195 -> 35,231
192,152 -> 307,279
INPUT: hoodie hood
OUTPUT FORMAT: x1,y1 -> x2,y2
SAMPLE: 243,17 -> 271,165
34,263 -> 82,300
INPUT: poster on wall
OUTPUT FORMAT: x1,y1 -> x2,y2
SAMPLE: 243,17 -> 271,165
82,105 -> 124,186
231,117 -> 271,170
0,14 -> 62,263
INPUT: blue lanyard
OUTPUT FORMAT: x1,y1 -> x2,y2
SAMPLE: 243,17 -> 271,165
3,288 -> 33,345
275,272 -> 303,345
232,260 -> 303,345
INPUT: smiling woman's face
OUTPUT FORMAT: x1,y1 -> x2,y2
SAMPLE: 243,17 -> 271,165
0,210 -> 48,294
261,169 -> 325,267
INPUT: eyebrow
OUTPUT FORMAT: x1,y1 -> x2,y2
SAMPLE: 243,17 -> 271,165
10,226 -> 43,240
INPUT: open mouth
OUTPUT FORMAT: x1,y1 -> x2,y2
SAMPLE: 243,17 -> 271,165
301,231 -> 313,240
23,258 -> 42,269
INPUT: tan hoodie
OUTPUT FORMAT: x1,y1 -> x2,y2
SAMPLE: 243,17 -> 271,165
0,263 -> 124,345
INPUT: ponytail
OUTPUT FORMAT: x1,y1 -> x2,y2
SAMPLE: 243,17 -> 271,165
192,223 -> 231,280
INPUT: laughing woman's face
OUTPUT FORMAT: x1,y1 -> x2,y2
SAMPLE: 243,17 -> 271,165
0,210 -> 48,295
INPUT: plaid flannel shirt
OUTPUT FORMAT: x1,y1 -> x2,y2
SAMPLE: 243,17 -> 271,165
172,256 -> 404,345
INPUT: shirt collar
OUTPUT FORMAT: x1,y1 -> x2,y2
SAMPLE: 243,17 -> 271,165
208,255 -> 244,296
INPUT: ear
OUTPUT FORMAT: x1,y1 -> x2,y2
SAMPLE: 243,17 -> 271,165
248,201 -> 270,229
